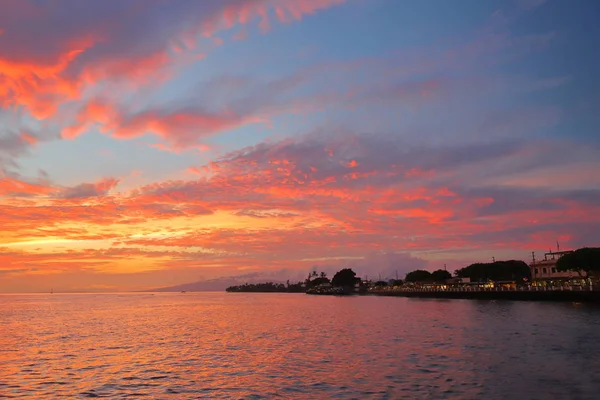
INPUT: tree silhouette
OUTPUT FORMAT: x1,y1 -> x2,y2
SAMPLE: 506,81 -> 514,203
405,269 -> 432,282
431,269 -> 452,282
556,247 -> 600,278
332,268 -> 359,287
310,277 -> 331,287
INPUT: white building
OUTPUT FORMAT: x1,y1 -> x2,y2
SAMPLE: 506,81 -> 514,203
529,250 -> 579,280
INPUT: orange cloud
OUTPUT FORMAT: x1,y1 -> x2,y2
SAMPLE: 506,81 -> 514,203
0,177 -> 53,197
0,36 -> 94,119
19,132 -> 38,145
185,167 -> 203,175
2,151 -> 599,291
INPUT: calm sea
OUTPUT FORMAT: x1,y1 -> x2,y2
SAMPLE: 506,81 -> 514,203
1,293 -> 599,399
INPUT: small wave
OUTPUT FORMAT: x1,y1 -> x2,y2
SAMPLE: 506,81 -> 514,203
79,392 -> 101,398
148,375 -> 168,380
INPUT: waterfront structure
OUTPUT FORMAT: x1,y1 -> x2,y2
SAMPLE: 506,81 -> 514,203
529,250 -> 583,281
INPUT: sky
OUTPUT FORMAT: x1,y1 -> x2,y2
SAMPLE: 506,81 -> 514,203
1,0 -> 599,292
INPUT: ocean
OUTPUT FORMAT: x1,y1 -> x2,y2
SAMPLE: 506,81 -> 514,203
1,293 -> 599,399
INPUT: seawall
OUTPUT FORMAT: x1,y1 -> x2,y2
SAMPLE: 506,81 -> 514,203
371,289 -> 600,303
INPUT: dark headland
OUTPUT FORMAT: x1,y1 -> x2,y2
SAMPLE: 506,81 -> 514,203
225,247 -> 600,303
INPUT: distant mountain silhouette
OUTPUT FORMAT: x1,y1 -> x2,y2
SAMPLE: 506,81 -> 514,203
149,276 -> 286,292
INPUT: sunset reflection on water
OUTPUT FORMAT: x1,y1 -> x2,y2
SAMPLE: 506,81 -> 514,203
1,293 -> 600,399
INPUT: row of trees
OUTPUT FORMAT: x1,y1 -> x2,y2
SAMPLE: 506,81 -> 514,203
403,261 -> 531,284
226,268 -> 361,293
401,248 -> 600,284
405,269 -> 452,283
227,248 -> 600,291
225,282 -> 300,293
455,260 -> 530,282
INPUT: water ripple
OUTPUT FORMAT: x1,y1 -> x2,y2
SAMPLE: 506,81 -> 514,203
1,293 -> 600,398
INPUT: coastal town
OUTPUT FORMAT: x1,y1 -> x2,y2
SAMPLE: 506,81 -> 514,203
226,246 -> 600,302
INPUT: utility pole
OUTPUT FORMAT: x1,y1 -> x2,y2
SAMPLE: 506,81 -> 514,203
444,264 -> 447,271
492,257 -> 495,263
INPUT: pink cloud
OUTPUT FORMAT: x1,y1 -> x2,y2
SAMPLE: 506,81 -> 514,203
1,0 -> 346,127
113,110 -> 259,148
56,177 -> 120,199
62,98 -> 265,148
190,0 -> 346,39
274,0 -> 346,24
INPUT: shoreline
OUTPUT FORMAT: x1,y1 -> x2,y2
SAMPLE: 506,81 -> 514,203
368,289 -> 600,302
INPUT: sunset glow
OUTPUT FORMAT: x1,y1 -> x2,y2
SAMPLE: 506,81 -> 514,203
1,0 -> 599,292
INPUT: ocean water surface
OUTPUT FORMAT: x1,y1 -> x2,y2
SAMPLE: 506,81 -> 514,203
1,293 -> 600,399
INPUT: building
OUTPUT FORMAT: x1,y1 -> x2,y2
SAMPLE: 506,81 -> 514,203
529,250 -> 577,281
